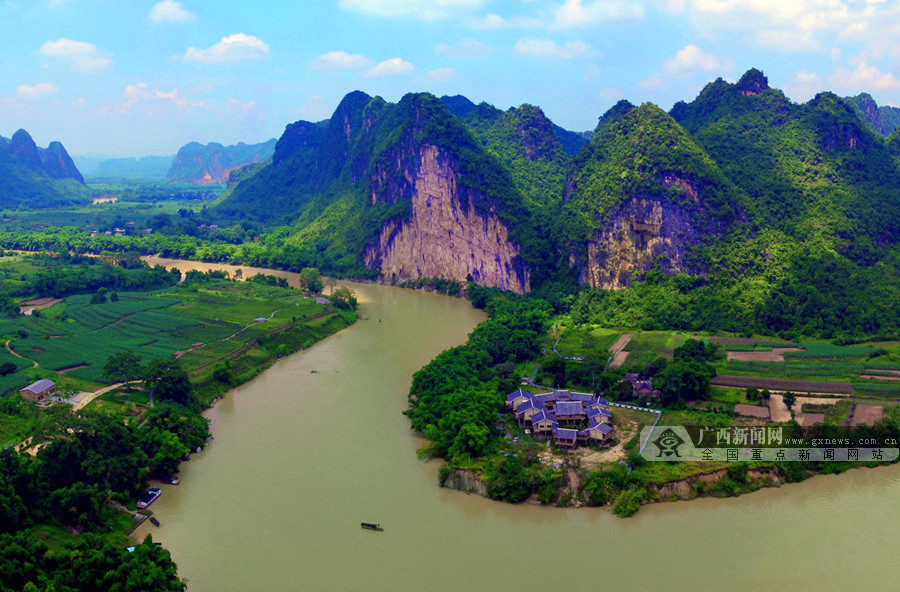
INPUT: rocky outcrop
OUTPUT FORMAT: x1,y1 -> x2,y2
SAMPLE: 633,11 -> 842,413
167,139 -> 276,184
364,145 -> 530,293
8,129 -> 43,169
442,469 -> 488,496
41,141 -> 84,183
583,184 -> 718,290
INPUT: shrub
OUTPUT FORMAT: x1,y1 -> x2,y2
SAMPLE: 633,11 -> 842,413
612,489 -> 642,517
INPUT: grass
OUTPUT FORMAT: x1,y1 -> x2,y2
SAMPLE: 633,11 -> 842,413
825,400 -> 852,426
553,324 -> 622,358
852,382 -> 900,400
786,342 -> 885,358
624,331 -> 694,368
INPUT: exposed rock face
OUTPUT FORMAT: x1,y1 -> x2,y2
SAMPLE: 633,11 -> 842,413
364,144 -> 530,293
167,139 -> 276,184
41,141 -> 84,183
583,183 -> 719,290
8,129 -> 42,168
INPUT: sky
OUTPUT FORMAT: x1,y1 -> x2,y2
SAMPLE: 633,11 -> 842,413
2,0 -> 899,157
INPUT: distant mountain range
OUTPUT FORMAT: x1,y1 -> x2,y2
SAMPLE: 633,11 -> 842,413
212,69 -> 900,332
0,129 -> 88,208
76,139 -> 277,183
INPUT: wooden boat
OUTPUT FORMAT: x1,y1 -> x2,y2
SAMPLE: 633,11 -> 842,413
137,488 -> 161,509
360,522 -> 383,532
149,516 -> 160,527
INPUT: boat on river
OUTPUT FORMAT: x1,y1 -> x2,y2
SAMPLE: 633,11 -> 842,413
360,522 -> 383,532
137,488 -> 161,509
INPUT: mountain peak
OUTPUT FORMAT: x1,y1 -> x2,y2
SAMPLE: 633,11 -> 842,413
735,68 -> 769,96
8,129 -> 42,168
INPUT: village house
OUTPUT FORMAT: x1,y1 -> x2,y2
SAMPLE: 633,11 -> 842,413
20,379 -> 56,402
507,388 -> 614,448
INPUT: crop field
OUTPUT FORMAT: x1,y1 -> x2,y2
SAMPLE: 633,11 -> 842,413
553,324 -> 621,358
721,359 -> 866,381
623,331 -> 694,368
710,374 -> 853,394
0,279 -> 332,389
785,342 -> 885,358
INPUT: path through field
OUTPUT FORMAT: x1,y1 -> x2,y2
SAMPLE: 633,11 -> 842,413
5,339 -> 37,368
607,334 -> 633,369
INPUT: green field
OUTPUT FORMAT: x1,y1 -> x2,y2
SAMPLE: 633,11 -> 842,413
622,331 -> 696,368
0,278 -> 334,389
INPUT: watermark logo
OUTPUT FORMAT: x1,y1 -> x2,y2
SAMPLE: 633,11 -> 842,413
653,427 -> 685,458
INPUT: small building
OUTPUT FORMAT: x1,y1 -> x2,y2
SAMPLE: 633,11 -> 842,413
554,401 -> 586,426
531,409 -> 558,437
21,379 -> 56,402
588,422 -> 614,443
515,398 -> 540,427
506,388 -> 530,410
555,428 -> 578,450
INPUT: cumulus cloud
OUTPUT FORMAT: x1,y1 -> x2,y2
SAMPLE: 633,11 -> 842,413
339,0 -> 484,19
512,38 -> 592,60
39,39 -> 112,73
551,0 -> 645,29
435,38 -> 496,59
663,44 -> 733,72
179,34 -> 269,64
423,67 -> 456,83
308,51 -> 372,71
118,82 -> 207,113
17,82 -> 58,98
829,60 -> 900,90
362,58 -> 415,78
681,0 -> 900,53
466,13 -> 542,29
149,0 -> 196,24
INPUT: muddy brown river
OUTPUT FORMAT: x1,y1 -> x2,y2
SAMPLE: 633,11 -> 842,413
135,258 -> 900,591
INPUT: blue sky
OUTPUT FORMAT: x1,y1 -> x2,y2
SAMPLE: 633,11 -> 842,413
2,0 -> 899,157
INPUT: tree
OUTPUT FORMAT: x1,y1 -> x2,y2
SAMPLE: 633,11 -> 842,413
331,286 -> 358,311
783,391 -> 796,412
0,362 -> 16,376
144,358 -> 193,409
103,350 -> 143,384
299,267 -> 323,293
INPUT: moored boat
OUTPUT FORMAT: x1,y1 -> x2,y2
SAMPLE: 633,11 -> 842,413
137,488 -> 161,509
360,522 -> 383,531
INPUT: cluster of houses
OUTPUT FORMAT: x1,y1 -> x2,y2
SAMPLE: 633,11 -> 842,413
624,373 -> 662,400
506,388 -> 614,450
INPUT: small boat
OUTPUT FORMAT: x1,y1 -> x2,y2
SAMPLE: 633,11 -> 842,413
149,516 -> 160,527
360,522 -> 383,532
137,488 -> 161,509
162,475 -> 179,485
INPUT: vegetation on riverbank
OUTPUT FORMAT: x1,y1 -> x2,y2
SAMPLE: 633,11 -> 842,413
0,256 -> 356,586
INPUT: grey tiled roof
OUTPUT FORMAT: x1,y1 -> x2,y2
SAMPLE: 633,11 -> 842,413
555,401 -> 585,416
23,379 -> 55,393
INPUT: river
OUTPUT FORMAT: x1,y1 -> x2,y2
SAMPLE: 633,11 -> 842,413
136,258 -> 900,591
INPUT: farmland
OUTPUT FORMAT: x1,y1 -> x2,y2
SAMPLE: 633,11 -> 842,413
0,274 -> 353,396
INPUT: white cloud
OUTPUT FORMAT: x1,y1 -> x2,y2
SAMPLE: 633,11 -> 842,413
663,44 -> 733,73
423,67 -> 456,83
308,51 -> 372,71
829,60 -> 900,90
550,0 -> 645,29
339,0 -> 484,19
229,98 -> 259,116
466,12 -> 542,29
118,82 -> 207,113
17,82 -> 58,98
682,0 -> 900,54
149,0 -> 196,24
435,38 -> 496,59
636,74 -> 664,89
362,58 -> 415,78
39,39 -> 112,73
512,38 -> 592,60
179,34 -> 269,64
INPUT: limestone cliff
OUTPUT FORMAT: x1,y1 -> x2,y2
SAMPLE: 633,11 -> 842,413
583,189 -> 718,290
364,144 -> 530,293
